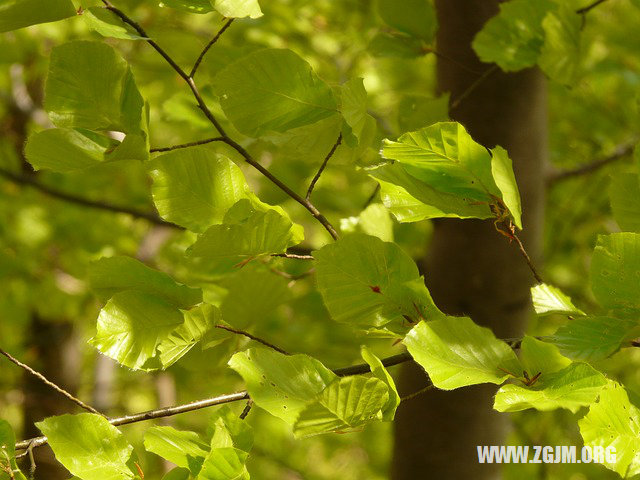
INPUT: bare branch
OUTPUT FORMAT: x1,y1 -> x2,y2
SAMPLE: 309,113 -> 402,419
239,400 -> 253,420
576,0 -> 609,15
214,325 -> 290,355
400,384 -> 434,402
0,348 -> 102,415
450,65 -> 498,110
190,19 -> 234,79
150,137 -> 225,153
0,167 -> 178,229
547,141 -> 636,185
306,133 -> 342,201
272,252 -> 315,260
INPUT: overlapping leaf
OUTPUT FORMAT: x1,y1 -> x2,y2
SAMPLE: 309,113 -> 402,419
340,203 -> 394,242
36,414 -> 134,480
83,7 -> 147,40
403,317 -> 521,390
144,426 -> 209,474
531,283 -> 584,316
0,0 -> 75,33
213,49 -> 338,137
361,346 -> 400,421
212,0 -> 262,19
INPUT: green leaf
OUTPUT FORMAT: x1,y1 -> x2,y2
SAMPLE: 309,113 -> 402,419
187,199 -> 304,270
494,363 -> 607,413
579,382 -> 640,477
538,4 -> 581,85
89,291 -> 184,370
90,256 -> 202,308
610,173 -> 640,233
472,0 -> 555,71
361,346 -> 400,421
339,78 -> 370,147
36,413 -> 134,480
490,146 -> 522,229
213,49 -> 338,137
0,420 -> 26,480
340,203 -> 394,242
44,41 -> 148,159
591,233 -> 640,312
519,336 -> 571,376
367,162 -> 493,222
162,468 -> 191,480
530,283 -> 584,316
157,303 -> 220,369
161,0 -> 213,14
83,7 -> 147,40
381,122 -> 501,204
212,0 -> 262,19
550,316 -> 640,362
0,0 -> 75,33
228,348 -> 337,424
368,32 -> 425,59
376,0 -> 437,42
208,406 -> 253,453
403,317 -> 521,390
144,426 -> 209,474
197,448 -> 249,480
148,148 -> 252,232
314,234 -> 441,327
293,376 -> 389,437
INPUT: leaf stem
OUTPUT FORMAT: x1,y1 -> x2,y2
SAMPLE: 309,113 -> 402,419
190,19 -> 234,79
306,133 -> 342,201
150,137 -> 226,153
214,325 -> 290,355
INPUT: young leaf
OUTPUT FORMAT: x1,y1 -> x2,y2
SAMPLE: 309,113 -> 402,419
228,348 -> 337,424
89,291 -> 184,370
339,77 -> 370,147
538,4 -> 581,85
208,406 -> 253,452
44,41 -> 148,160
148,148 -> 252,232
610,173 -> 640,233
530,283 -> 584,316
144,426 -> 209,474
83,7 -> 147,40
314,234 -> 440,327
519,336 -> 571,376
579,382 -> 640,477
293,376 -> 389,437
0,420 -> 26,480
550,316 -> 640,362
490,146 -> 522,229
36,413 -> 134,480
212,0 -> 262,19
591,233 -> 640,313
403,317 -> 522,390
186,199 -> 304,270
197,447 -> 249,480
340,203 -> 394,242
361,346 -> 400,421
376,0 -> 437,43
90,256 -> 202,308
368,162 -> 493,222
494,363 -> 607,413
0,0 -> 75,33
213,49 -> 338,137
472,0 -> 555,71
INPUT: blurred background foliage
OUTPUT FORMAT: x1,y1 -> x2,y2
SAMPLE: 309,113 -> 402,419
1,0 -> 640,478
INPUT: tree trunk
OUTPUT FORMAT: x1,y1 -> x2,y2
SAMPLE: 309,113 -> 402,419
391,1 -> 547,479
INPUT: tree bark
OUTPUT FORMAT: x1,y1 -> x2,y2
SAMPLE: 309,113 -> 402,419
391,1 -> 547,479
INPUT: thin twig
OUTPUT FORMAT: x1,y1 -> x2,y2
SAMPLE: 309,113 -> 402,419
0,167 -> 177,228
450,65 -> 498,110
400,384 -> 434,402
306,133 -> 342,201
0,348 -> 102,415
272,253 -> 315,260
150,137 -> 225,153
27,445 -> 35,480
333,352 -> 412,377
576,0 -> 609,14
215,325 -> 290,355
103,1 -> 340,240
511,233 -> 544,284
424,47 -> 483,75
190,19 -> 234,79
363,184 -> 380,209
239,400 -> 253,420
547,141 -> 636,185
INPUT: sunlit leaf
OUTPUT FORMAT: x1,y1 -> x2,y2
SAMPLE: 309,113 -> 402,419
339,77 -> 370,147
212,0 -> 262,19
83,7 -> 147,40
519,336 -> 571,376
361,346 -> 400,421
0,0 -> 75,33
36,414 -> 134,480
403,317 -> 521,390
213,49 -> 338,137
0,420 -> 26,480
208,406 -> 253,452
490,145 -> 522,229
144,426 -> 209,474
197,447 -> 249,480
531,283 -> 584,316
340,203 -> 394,242
538,4 -> 581,85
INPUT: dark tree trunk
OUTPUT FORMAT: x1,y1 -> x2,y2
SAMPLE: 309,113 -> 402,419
391,1 -> 547,478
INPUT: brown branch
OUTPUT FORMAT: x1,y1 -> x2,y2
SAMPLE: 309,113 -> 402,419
400,384 -> 434,402
306,133 -> 342,201
576,0 -> 609,14
103,1 -> 340,241
0,348 -> 102,416
150,137 -> 225,153
0,166 -> 178,228
450,65 -> 498,110
511,232 -> 544,284
239,400 -> 253,420
272,253 -> 315,260
190,19 -> 234,79
547,141 -> 636,185
214,325 -> 290,355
